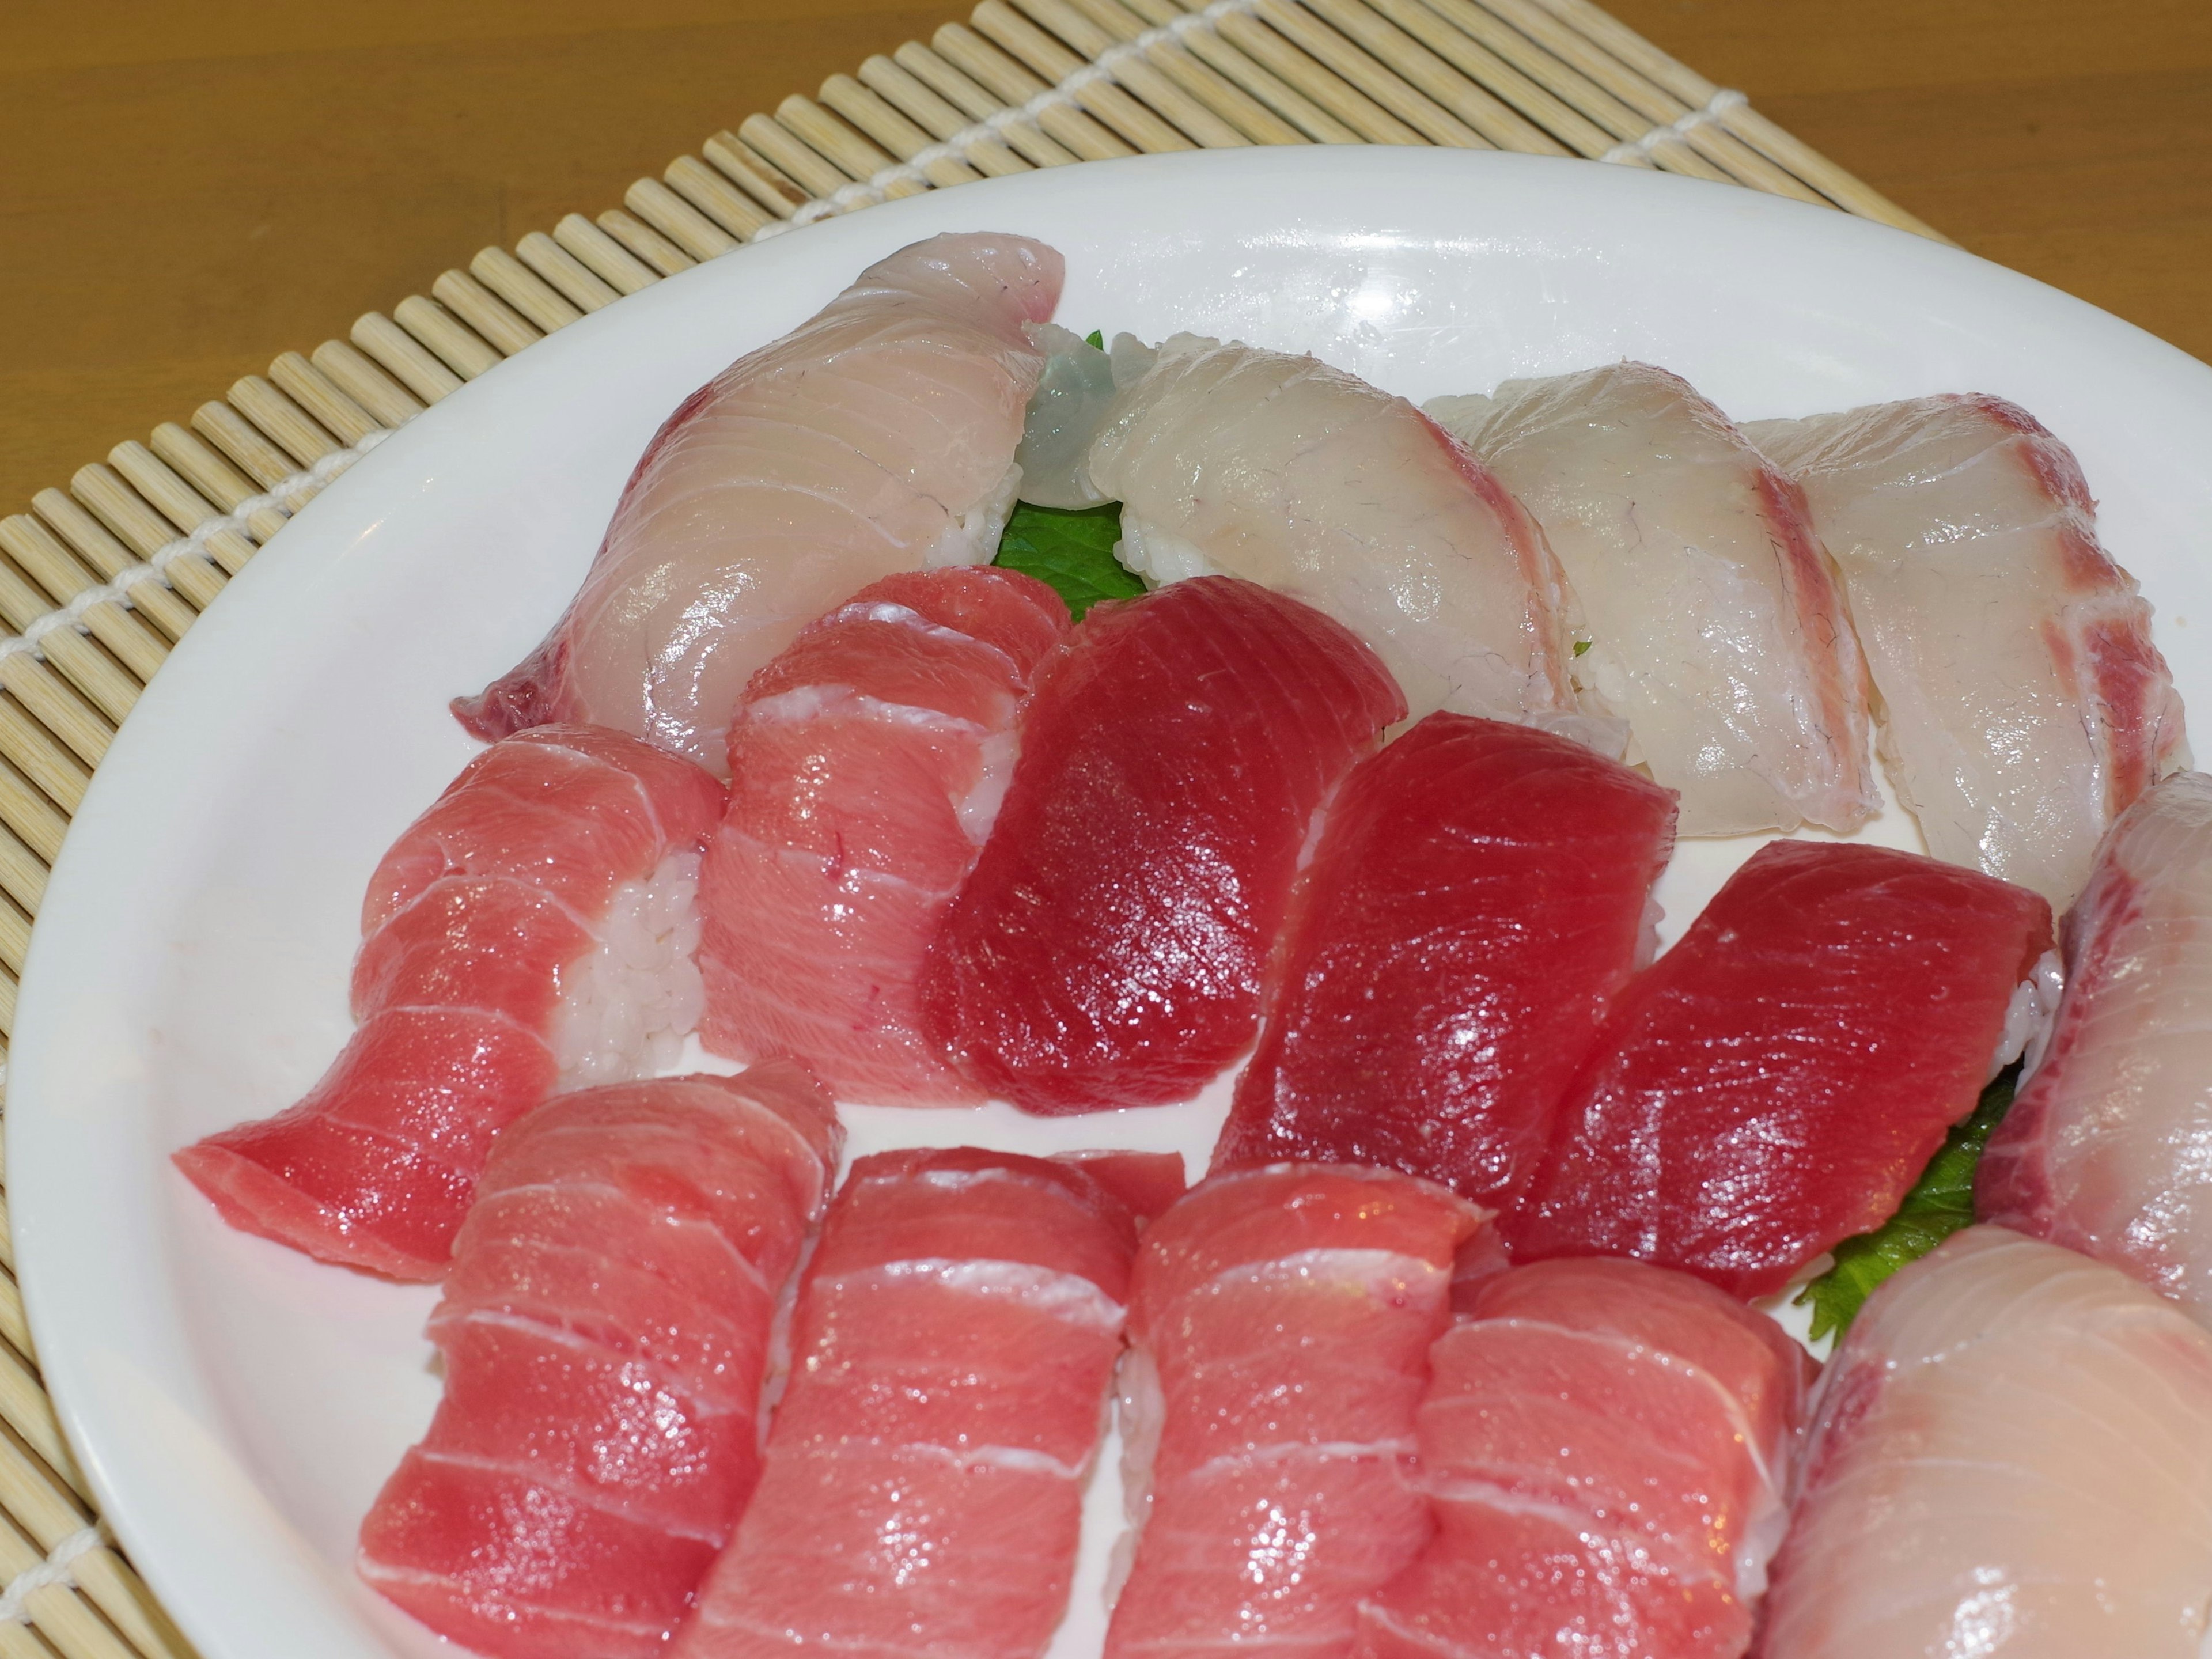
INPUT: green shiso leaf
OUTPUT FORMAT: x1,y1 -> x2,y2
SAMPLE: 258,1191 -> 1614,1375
1796,1062 -> 2022,1342
993,499 -> 1145,620
1573,639 -> 1593,657
1084,329 -> 1105,349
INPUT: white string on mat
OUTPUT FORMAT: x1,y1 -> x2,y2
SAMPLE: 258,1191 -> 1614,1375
753,0 -> 1266,237
1601,86 -> 1747,165
0,1523 -> 108,1624
0,429 -> 392,670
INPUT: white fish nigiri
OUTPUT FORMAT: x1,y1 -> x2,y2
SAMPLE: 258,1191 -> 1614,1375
456,233 -> 1062,772
1758,1226 -> 2212,1658
1749,394 -> 2187,906
1083,334 -> 1596,738
1430,363 -> 1876,836
1979,773 -> 2212,1316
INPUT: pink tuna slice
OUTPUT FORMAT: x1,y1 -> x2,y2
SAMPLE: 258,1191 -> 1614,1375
668,1147 -> 1142,1659
1214,712 -> 1677,1208
453,233 -> 1064,773
921,575 -> 1407,1114
172,726 -> 724,1280
699,567 -> 1071,1105
357,1065 -> 840,1659
1105,1164 -> 1480,1659
1508,839 -> 2052,1300
1355,1254 -> 1812,1659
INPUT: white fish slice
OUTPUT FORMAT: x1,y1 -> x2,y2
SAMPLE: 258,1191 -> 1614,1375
1431,362 -> 1877,837
1758,1226 -> 2212,1659
1749,393 -> 2188,906
455,233 -> 1061,772
1085,334 -> 1602,745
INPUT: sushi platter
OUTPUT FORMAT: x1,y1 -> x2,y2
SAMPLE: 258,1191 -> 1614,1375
13,146 -> 2212,1658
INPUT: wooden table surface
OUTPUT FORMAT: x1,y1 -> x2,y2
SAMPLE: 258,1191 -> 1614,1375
4,0 -> 2208,519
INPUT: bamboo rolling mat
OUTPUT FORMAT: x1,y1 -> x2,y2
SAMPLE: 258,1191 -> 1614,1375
0,0 -> 1940,1652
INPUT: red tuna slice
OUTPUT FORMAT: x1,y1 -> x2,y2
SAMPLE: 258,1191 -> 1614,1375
358,1066 -> 840,1659
700,569 -> 1071,1105
668,1147 -> 1137,1659
364,725 -> 725,932
1060,1149 -> 1190,1223
174,725 -> 726,1279
1107,1165 -> 1479,1659
922,576 -> 1408,1115
1507,839 -> 2052,1298
1214,713 -> 1677,1206
1355,1257 -> 1810,1659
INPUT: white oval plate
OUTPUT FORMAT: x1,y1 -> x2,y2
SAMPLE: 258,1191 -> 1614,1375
13,148 -> 2212,1659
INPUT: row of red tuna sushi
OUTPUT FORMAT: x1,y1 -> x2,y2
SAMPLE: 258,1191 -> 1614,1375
356,1063 -> 2212,1659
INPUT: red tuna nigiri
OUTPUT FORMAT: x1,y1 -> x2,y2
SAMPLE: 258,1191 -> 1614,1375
670,1147 -> 1149,1659
455,233 -> 1062,772
174,726 -> 725,1279
1107,1165 -> 1479,1659
921,576 -> 1406,1113
1213,713 -> 1676,1206
1357,1256 -> 1812,1659
1508,840 -> 2052,1298
358,1065 -> 840,1659
699,569 -> 1070,1105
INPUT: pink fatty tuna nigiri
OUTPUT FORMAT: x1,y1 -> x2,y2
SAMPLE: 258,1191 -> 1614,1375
1106,1165 -> 1480,1659
1082,335 -> 1601,741
698,567 -> 1071,1104
358,1066 -> 841,1659
1749,395 -> 2188,907
454,233 -> 1063,772
1508,840 -> 2053,1300
173,726 -> 725,1280
1358,1256 -> 1813,1659
1429,364 -> 1878,836
671,1147 -> 1162,1659
920,576 -> 1406,1115
1980,772 -> 2212,1317
1213,713 -> 1677,1209
1758,1226 -> 2212,1658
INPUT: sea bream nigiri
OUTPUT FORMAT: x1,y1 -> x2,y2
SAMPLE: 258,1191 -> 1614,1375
669,1147 -> 1164,1659
358,1066 -> 840,1659
455,233 -> 1063,772
1758,1226 -> 2212,1658
1081,334 -> 1601,740
1106,1165 -> 1479,1659
920,576 -> 1406,1114
1429,363 -> 1877,835
1748,393 -> 2188,906
1358,1256 -> 1812,1659
1213,713 -> 1677,1208
173,726 -> 724,1279
1509,840 -> 2052,1299
699,567 -> 1070,1104
1980,772 -> 2212,1317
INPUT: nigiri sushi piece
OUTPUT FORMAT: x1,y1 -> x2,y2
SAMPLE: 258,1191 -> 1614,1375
669,1147 -> 1143,1659
1106,1165 -> 1479,1659
1357,1256 -> 1812,1659
1083,335 -> 1597,737
357,1066 -> 841,1659
1430,364 -> 1877,835
1758,1226 -> 2212,1658
173,726 -> 725,1280
919,576 -> 1406,1114
454,233 -> 1062,771
1509,840 -> 2052,1299
699,568 -> 1071,1104
1213,713 -> 1677,1207
1748,394 -> 2187,906
1980,772 -> 2212,1317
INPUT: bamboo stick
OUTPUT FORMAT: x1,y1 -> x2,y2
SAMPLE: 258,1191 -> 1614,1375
701,131 -> 809,216
737,116 -> 851,201
0,1275 -> 32,1366
0,695 -> 87,815
0,753 -> 66,866
1216,9 -> 1425,142
431,271 -> 540,358
666,154 -> 780,238
1008,0 -> 1249,147
185,403 -> 290,492
515,232 -> 621,313
308,341 -> 423,429
349,314 -> 462,405
776,95 -> 909,190
107,445 -> 253,574
226,378 -> 339,468
66,470 -> 224,608
552,214 -> 660,295
894,41 -> 1085,166
820,74 -> 995,185
623,179 -> 736,261
392,297 -> 500,381
1303,0 -> 1566,151
596,207 -> 695,276
0,513 -> 176,672
469,248 -> 579,336
973,1 -> 1198,153
1361,0 -> 1612,154
266,354 -> 380,447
